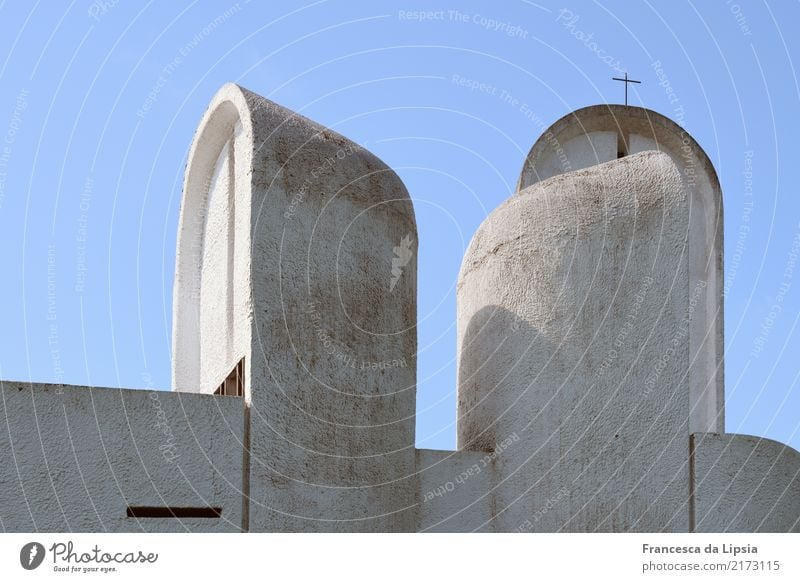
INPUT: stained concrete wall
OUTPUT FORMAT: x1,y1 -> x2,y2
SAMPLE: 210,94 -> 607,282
0,382 -> 244,532
457,152 -> 692,531
246,86 -> 418,531
177,84 -> 418,531
693,433 -> 800,532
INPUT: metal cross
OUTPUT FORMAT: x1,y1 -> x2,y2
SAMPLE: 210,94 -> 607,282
612,72 -> 641,106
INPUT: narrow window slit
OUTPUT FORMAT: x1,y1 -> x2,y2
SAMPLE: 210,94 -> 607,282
617,132 -> 627,159
126,506 -> 222,518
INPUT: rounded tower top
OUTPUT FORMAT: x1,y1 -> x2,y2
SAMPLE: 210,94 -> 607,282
516,104 -> 720,195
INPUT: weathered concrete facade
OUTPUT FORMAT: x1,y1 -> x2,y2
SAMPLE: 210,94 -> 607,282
1,87 -> 798,532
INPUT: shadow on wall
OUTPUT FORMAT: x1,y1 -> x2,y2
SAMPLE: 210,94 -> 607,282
455,295 -> 692,532
458,304 -> 551,454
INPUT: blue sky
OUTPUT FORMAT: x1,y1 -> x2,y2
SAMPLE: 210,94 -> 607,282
0,1 -> 798,451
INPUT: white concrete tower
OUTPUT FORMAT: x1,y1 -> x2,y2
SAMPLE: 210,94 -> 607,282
516,105 -> 725,436
456,105 -> 724,531
173,84 -> 418,531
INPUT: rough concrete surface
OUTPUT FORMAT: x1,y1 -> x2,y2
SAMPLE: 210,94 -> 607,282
0,382 -> 243,532
518,105 -> 724,437
458,151 -> 691,531
693,432 -> 800,532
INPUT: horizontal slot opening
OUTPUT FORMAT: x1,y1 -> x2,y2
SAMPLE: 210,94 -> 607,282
126,506 -> 222,518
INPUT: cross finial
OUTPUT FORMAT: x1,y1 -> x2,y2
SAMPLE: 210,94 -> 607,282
612,72 -> 641,106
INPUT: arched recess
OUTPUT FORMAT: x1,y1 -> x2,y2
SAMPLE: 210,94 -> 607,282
173,86 -> 253,394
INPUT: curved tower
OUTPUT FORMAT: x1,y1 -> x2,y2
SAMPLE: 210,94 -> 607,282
173,84 -> 418,531
456,105 -> 724,530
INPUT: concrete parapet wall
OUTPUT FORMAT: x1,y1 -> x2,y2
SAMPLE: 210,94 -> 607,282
0,382 -> 244,532
693,432 -> 800,532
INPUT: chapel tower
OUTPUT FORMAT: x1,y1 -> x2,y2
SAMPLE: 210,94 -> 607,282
172,84 -> 418,531
456,105 -> 725,530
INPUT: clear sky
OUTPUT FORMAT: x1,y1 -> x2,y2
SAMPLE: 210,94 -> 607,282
0,1 -> 798,452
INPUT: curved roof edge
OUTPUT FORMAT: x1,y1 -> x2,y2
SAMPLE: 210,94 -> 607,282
516,104 -> 721,196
